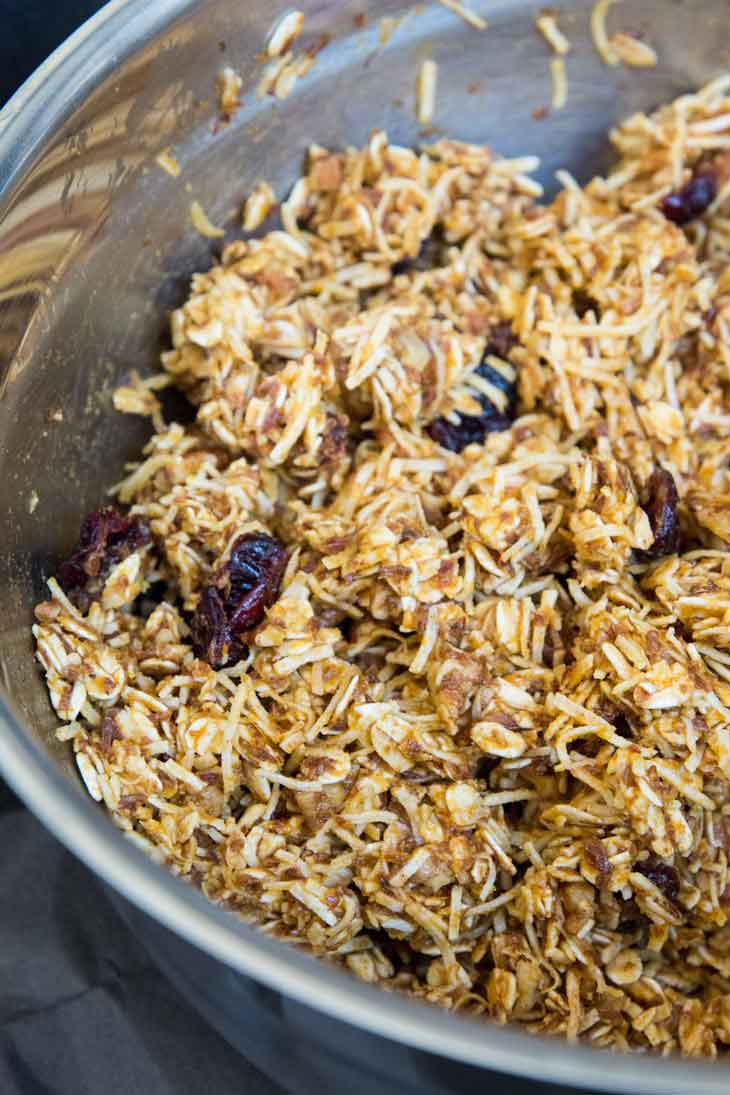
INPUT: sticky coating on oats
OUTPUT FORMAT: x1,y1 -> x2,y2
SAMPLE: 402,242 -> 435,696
32,76 -> 730,1056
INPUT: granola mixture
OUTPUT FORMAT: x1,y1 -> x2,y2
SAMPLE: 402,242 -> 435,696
33,78 -> 730,1055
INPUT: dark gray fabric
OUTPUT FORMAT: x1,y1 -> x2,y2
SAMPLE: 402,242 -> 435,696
0,781 -> 286,1094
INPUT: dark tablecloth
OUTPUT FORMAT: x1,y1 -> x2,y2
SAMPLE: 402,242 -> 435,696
0,781 -> 286,1095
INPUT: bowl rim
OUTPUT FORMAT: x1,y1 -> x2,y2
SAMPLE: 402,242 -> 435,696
0,2 -> 727,1090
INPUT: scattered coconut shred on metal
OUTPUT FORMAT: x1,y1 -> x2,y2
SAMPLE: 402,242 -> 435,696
32,75 -> 730,1055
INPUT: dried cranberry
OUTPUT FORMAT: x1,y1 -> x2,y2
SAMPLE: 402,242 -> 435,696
58,506 -> 151,607
636,467 -> 680,561
192,587 -> 233,667
661,169 -> 717,226
427,412 -> 509,452
191,532 -> 287,668
427,322 -> 518,453
634,856 -> 680,904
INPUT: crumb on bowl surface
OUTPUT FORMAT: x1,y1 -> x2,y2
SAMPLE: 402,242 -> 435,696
32,74 -> 730,1056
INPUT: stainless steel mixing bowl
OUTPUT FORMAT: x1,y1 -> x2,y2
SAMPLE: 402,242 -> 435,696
1,2 -> 728,1091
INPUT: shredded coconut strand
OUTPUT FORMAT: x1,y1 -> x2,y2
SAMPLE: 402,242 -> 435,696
217,66 -> 243,119
267,10 -> 305,57
536,12 -> 571,55
591,0 -> 620,65
257,50 -> 314,101
190,200 -> 225,238
417,59 -> 438,125
156,148 -> 181,178
550,57 -> 567,110
436,0 -> 488,31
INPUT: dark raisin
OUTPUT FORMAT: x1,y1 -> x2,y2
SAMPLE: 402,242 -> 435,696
191,587 -> 235,668
634,856 -> 680,904
57,506 -> 151,608
636,467 -> 680,561
225,534 -> 288,629
427,323 -> 518,453
427,411 -> 513,452
391,257 -> 414,276
191,532 -> 287,668
661,169 -> 717,226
